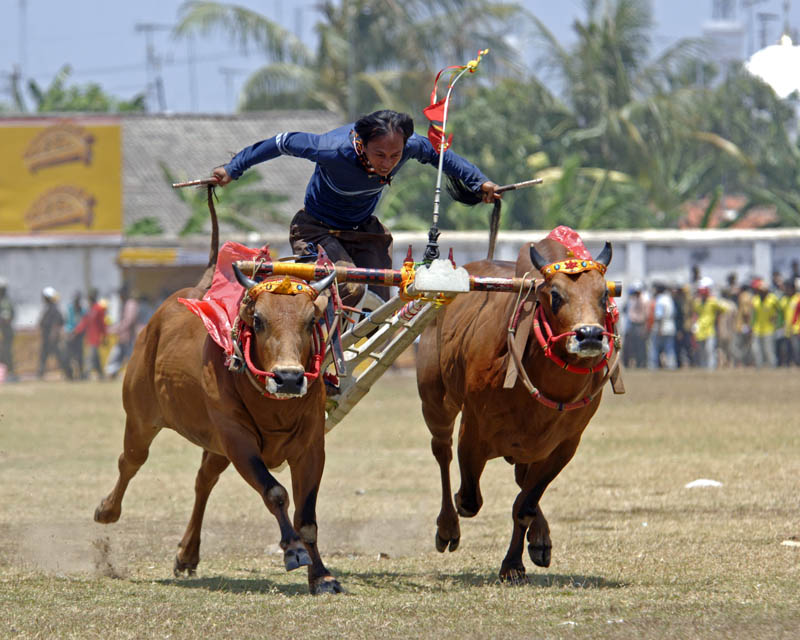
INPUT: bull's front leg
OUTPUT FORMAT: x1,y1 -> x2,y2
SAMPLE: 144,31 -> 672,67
289,436 -> 343,595
499,437 -> 581,582
220,430 -> 312,574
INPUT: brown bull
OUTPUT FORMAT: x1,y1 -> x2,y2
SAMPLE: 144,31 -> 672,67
94,190 -> 343,594
416,234 -> 615,582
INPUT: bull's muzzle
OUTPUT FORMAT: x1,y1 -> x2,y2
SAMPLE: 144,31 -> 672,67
567,324 -> 609,358
267,365 -> 308,398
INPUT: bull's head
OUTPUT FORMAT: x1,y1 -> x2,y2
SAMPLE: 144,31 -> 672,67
529,240 -> 613,360
233,265 -> 336,398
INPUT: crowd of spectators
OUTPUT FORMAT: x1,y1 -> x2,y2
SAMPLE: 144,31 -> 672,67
621,267 -> 800,370
0,282 -> 155,382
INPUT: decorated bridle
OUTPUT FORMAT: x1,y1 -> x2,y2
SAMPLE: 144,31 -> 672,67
507,242 -> 621,411
231,265 -> 337,398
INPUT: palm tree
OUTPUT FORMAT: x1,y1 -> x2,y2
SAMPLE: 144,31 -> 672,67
175,0 -> 528,118
525,0 -> 759,226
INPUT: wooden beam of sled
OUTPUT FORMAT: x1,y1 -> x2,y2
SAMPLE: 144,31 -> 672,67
235,260 -> 622,297
236,260 -> 538,293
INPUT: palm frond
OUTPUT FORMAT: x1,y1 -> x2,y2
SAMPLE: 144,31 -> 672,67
175,1 -> 311,64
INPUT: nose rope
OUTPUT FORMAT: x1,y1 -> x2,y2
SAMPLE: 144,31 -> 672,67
531,304 -> 616,375
240,322 -> 326,398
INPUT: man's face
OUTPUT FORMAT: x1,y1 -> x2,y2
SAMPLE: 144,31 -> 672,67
363,131 -> 405,177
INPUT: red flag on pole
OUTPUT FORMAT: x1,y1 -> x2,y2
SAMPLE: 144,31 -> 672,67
423,49 -> 489,153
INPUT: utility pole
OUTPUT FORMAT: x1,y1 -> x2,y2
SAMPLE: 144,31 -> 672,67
135,23 -> 172,112
782,0 -> 792,37
743,0 -> 769,55
18,0 -> 27,84
756,11 -> 779,48
219,67 -> 247,113
346,0 -> 356,121
187,34 -> 199,112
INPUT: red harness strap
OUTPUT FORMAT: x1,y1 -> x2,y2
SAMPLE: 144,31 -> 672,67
507,291 -> 620,411
531,303 -> 616,374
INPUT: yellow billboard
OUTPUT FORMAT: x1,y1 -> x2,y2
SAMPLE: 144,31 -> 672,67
0,117 -> 122,235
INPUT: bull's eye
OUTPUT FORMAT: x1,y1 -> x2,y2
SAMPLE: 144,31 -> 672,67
550,289 -> 564,314
253,313 -> 266,332
600,290 -> 609,311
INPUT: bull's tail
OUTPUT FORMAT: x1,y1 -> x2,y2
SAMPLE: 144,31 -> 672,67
446,176 -> 501,260
196,185 -> 219,291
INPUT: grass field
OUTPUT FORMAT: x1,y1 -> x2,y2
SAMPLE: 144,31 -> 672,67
1,368 -> 799,639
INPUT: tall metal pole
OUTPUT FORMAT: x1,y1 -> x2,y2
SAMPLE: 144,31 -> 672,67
135,23 -> 172,112
346,0 -> 356,121
188,34 -> 199,112
18,0 -> 27,89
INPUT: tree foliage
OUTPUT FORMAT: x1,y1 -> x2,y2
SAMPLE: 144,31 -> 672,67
174,0 -> 799,231
26,65 -> 145,113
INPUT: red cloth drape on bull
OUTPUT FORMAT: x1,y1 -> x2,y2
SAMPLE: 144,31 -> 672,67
423,49 -> 489,152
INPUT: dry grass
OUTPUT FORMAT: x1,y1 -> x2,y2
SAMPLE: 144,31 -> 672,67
1,369 -> 799,639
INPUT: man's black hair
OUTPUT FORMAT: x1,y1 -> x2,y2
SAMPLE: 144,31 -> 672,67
354,110 -> 414,145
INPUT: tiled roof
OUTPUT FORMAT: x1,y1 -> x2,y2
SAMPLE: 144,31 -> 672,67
122,111 -> 343,237
680,195 -> 779,229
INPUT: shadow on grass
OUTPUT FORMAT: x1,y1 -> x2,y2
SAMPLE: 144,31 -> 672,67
154,575 -> 309,596
152,568 -> 625,596
330,568 -> 626,592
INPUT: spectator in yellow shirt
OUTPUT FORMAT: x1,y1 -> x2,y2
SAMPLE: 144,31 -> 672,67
692,277 -> 732,369
784,278 -> 800,366
751,279 -> 779,368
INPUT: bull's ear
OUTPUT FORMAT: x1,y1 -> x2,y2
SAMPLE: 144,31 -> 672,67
238,301 -> 255,327
313,291 -> 330,318
529,244 -> 549,272
594,242 -> 612,267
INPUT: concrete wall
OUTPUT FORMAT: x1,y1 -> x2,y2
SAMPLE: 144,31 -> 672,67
0,236 -> 121,327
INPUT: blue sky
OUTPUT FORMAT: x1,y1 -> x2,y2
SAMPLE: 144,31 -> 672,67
1,0 -> 798,114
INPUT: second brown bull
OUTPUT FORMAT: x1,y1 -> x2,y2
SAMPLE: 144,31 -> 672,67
416,228 -> 619,582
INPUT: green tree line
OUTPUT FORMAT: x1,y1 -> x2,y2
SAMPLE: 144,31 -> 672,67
5,0 -> 797,232
175,0 -> 799,230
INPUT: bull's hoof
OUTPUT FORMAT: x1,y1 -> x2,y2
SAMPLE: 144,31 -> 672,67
454,492 -> 481,518
284,547 -> 312,572
528,543 -> 551,568
310,575 -> 344,595
93,501 -> 120,524
173,556 -> 198,577
499,565 -> 529,585
435,532 -> 460,553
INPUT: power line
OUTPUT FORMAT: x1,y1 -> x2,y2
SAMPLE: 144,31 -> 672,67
25,51 -> 247,83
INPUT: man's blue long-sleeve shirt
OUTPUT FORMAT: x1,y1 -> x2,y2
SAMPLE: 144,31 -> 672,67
223,124 -> 488,229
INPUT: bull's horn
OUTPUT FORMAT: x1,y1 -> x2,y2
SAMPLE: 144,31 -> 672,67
310,270 -> 337,293
594,242 -> 613,267
232,263 -> 258,290
529,244 -> 549,272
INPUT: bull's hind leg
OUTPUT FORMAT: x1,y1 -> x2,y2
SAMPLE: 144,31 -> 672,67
454,407 -> 488,518
429,411 -> 461,553
174,450 -> 230,577
94,415 -> 160,524
417,336 -> 461,553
